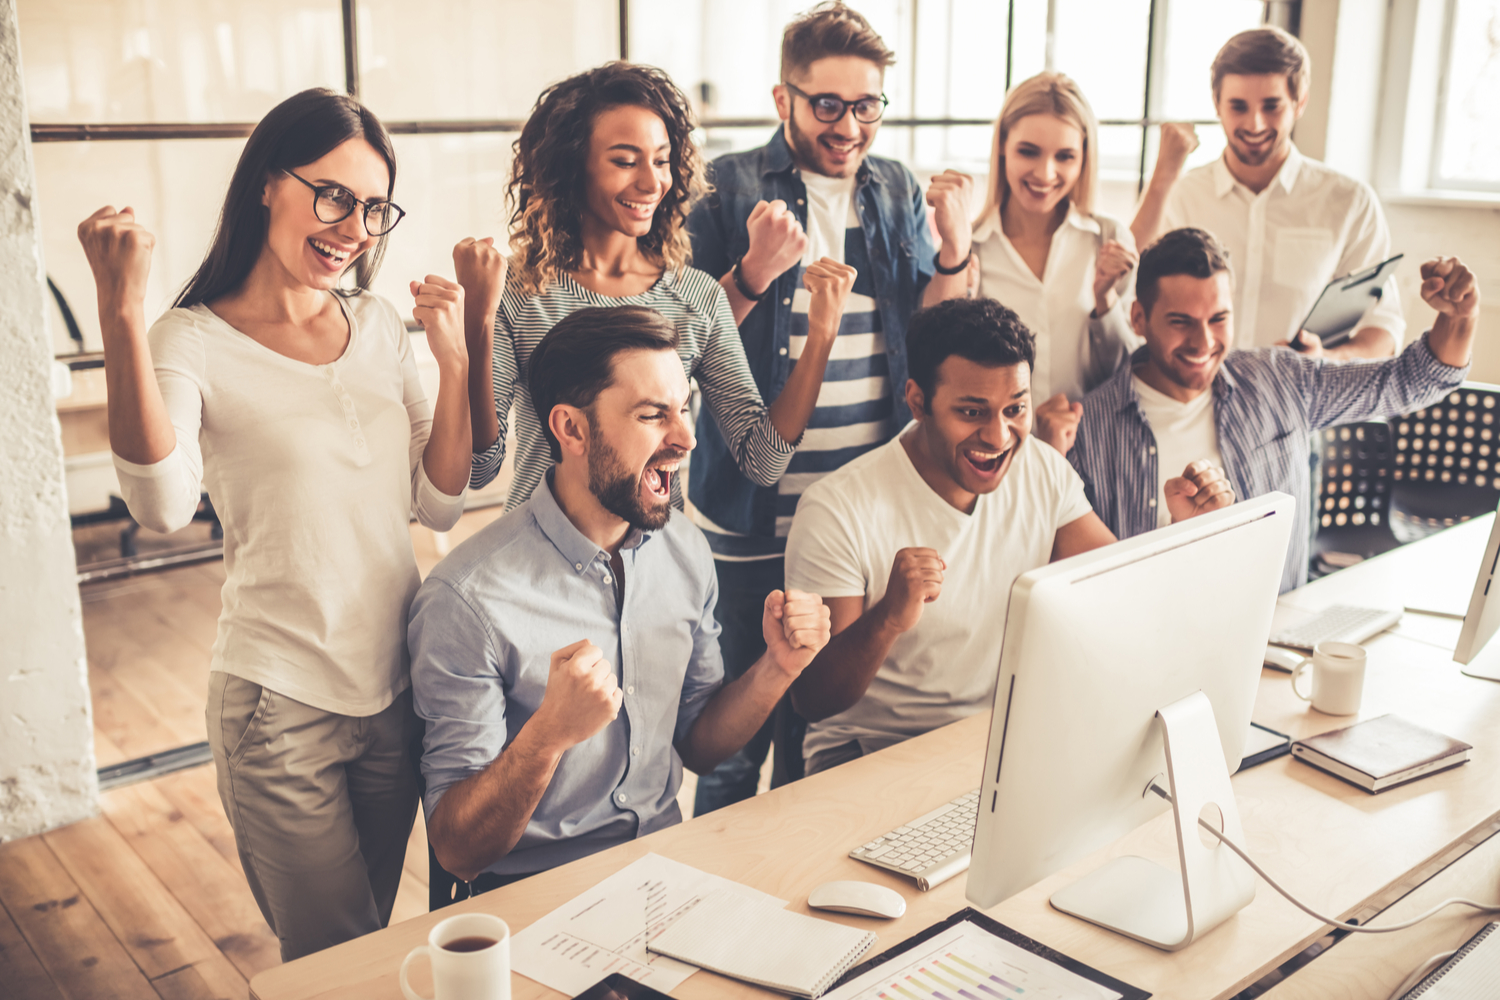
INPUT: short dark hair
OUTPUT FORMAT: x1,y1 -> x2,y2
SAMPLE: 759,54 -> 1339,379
528,306 -> 680,462
781,2 -> 896,83
1211,26 -> 1310,103
1136,228 -> 1232,315
905,298 -> 1036,410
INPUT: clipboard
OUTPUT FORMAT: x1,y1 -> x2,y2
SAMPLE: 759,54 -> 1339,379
825,907 -> 1151,999
1295,253 -> 1403,348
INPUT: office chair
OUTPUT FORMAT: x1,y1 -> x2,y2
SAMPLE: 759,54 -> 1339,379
1312,421 -> 1400,573
1391,386 -> 1500,540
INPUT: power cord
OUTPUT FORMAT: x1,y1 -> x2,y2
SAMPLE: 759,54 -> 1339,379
1385,950 -> 1455,1000
1147,783 -> 1500,934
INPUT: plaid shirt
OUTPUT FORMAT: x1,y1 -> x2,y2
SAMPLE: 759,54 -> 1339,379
1070,334 -> 1467,592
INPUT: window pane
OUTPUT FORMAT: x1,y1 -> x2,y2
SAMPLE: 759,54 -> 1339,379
911,0 -> 1010,120
1052,0 -> 1151,122
1434,0 -> 1500,188
1156,0 -> 1263,120
355,0 -> 619,121
37,139 -> 247,354
18,0 -> 344,123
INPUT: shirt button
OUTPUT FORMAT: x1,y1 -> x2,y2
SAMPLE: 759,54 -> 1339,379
796,198 -> 805,205
348,419 -> 358,429
779,347 -> 788,355
782,297 -> 791,305
575,562 -> 583,571
1148,498 -> 1157,507
1148,446 -> 1156,455
631,747 -> 640,756
617,792 -> 628,804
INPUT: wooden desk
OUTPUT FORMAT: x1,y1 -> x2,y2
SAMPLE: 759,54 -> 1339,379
251,519 -> 1500,1000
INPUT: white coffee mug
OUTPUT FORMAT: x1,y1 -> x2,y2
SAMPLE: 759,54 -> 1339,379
400,912 -> 511,1000
1291,641 -> 1367,716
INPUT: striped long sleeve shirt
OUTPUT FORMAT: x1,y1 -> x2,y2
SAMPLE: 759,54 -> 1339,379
1070,335 -> 1467,592
469,267 -> 796,509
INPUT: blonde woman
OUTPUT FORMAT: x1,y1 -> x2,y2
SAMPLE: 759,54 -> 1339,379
968,73 -> 1137,452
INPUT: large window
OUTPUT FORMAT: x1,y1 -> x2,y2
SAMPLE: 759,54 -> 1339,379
25,0 -> 1264,357
1431,0 -> 1500,191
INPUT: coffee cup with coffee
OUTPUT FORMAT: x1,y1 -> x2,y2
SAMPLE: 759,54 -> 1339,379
400,912 -> 510,1000
1290,640 -> 1367,716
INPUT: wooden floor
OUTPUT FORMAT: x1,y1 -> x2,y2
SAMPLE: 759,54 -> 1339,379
1,505 -> 731,1000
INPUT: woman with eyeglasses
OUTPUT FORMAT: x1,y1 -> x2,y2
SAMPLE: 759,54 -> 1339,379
966,73 -> 1139,454
452,61 -> 855,510
76,88 -> 469,960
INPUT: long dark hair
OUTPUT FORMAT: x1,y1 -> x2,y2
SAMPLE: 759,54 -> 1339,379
175,88 -> 397,308
507,62 -> 706,296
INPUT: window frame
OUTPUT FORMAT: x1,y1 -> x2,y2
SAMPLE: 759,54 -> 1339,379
1426,0 -> 1500,194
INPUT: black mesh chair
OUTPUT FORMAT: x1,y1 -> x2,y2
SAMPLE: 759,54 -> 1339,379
1312,421 -> 1400,572
1391,387 -> 1500,538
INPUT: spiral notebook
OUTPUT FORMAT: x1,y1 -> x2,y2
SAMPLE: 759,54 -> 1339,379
646,887 -> 877,998
1398,922 -> 1500,998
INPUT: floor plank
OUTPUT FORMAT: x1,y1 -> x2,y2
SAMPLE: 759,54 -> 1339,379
0,899 -> 64,1000
86,666 -> 198,762
151,959 -> 249,1000
99,783 -> 281,981
44,814 -> 231,980
0,837 -> 159,1000
151,767 -> 242,875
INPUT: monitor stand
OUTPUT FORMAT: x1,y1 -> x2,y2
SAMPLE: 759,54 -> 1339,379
1459,639 -> 1500,681
1050,691 -> 1255,951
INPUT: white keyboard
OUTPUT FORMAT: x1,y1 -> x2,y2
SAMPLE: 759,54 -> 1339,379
848,789 -> 979,891
1268,604 -> 1402,651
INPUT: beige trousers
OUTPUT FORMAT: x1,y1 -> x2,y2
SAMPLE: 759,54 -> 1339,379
206,671 -> 420,962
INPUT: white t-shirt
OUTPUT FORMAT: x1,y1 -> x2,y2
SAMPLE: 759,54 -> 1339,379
799,170 -> 856,267
112,293 -> 466,716
972,207 -> 1138,402
784,428 -> 1094,760
1130,375 -> 1225,528
1162,144 -> 1404,350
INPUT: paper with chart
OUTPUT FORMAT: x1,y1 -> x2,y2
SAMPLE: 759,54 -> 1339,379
823,920 -> 1124,1000
511,852 -> 787,995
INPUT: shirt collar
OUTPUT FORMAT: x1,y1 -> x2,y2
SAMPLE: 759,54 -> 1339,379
971,203 -> 1097,244
1212,142 -> 1305,198
763,124 -> 878,186
529,469 -> 650,575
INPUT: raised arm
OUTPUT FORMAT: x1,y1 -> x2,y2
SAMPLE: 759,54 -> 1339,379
1129,123 -> 1197,250
1423,256 -> 1480,366
78,206 -> 174,465
716,199 -> 809,325
677,590 -> 830,773
452,238 -> 507,450
790,548 -> 944,722
426,639 -> 621,883
921,170 -> 973,307
408,274 -> 471,501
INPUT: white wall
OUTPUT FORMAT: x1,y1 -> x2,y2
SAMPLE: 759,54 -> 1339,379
0,0 -> 98,841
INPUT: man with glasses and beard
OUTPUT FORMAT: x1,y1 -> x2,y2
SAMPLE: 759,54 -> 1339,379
407,306 -> 832,892
686,0 -> 973,813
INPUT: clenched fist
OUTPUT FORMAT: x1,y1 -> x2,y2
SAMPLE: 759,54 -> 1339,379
1092,239 -> 1138,315
1420,257 -> 1479,319
409,274 -> 468,370
1035,392 -> 1083,455
1165,460 -> 1234,523
1157,122 -> 1199,175
763,588 -> 833,678
532,640 -> 622,749
803,258 -> 858,342
738,199 -> 808,296
874,547 -> 945,635
77,206 -> 155,314
926,170 -> 974,268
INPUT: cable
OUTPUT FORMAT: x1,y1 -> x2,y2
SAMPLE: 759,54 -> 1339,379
1147,783 -> 1500,934
1385,950 -> 1456,1000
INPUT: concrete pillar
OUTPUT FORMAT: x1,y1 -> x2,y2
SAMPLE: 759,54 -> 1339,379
0,0 -> 98,840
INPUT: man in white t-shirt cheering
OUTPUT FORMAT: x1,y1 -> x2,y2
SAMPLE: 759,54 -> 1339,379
783,297 -> 1232,775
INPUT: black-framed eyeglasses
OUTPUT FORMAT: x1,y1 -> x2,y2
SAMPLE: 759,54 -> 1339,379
784,83 -> 889,124
282,169 -> 406,236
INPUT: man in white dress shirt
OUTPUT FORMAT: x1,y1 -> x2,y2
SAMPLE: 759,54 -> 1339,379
1130,27 -> 1403,360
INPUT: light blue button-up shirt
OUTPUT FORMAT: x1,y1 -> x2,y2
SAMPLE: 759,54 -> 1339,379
409,471 -> 725,877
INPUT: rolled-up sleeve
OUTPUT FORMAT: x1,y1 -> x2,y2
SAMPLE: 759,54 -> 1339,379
469,300 -> 520,490
112,318 -> 208,534
409,576 -> 510,817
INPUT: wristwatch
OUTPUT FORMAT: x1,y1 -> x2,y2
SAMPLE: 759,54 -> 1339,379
731,257 -> 768,301
934,248 -> 972,276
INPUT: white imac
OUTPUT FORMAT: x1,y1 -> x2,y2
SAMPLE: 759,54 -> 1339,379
1455,501 -> 1500,678
965,493 -> 1295,951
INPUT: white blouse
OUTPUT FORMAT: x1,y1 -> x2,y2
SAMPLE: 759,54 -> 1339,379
113,292 -> 466,716
973,207 -> 1138,403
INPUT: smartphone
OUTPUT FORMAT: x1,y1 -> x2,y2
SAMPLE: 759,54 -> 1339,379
571,973 -> 674,1000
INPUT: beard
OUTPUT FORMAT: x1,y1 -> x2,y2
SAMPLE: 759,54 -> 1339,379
588,436 -> 681,532
785,113 -> 863,178
1228,130 -> 1282,167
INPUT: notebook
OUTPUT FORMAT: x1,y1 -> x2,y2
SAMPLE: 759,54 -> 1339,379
1291,714 -> 1472,793
1398,922 -> 1500,998
646,887 -> 877,998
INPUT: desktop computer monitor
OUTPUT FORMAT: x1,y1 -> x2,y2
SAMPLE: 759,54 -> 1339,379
1455,500 -> 1500,667
965,493 -> 1295,950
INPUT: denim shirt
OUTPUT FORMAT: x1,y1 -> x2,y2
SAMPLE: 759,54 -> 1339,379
686,127 -> 936,540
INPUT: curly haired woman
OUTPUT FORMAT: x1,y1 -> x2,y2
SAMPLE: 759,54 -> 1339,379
453,61 -> 855,510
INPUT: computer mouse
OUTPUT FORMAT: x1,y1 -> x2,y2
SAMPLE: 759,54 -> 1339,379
807,880 -> 906,919
1263,645 -> 1306,672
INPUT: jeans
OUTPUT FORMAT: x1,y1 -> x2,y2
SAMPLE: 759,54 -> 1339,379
694,558 -> 785,815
